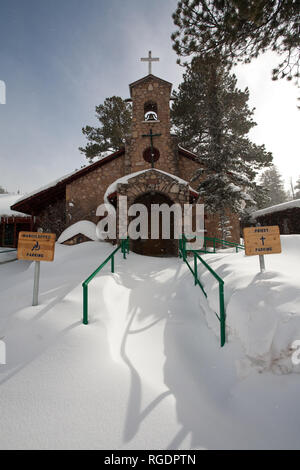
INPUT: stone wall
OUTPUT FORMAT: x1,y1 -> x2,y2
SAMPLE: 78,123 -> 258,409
204,211 -> 240,245
65,155 -> 125,227
127,76 -> 178,175
116,169 -> 190,255
59,73 -> 240,247
117,169 -> 189,206
35,196 -> 66,239
178,153 -> 240,244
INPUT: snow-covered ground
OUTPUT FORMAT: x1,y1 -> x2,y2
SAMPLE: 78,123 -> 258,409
0,238 -> 299,450
0,247 -> 17,263
200,235 -> 300,375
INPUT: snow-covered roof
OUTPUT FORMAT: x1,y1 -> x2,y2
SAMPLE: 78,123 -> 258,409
14,170 -> 78,206
252,199 -> 300,219
177,144 -> 197,158
57,221 -> 98,243
11,148 -> 126,211
0,194 -> 29,217
104,169 -> 198,203
12,146 -> 197,213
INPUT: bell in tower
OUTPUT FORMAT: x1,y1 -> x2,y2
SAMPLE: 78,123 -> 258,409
126,54 -> 176,175
144,101 -> 158,121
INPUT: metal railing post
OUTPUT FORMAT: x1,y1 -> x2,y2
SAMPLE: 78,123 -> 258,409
122,239 -> 126,259
194,253 -> 198,285
82,241 -> 129,325
183,236 -> 186,262
83,284 -> 88,325
219,281 -> 226,347
111,254 -> 114,273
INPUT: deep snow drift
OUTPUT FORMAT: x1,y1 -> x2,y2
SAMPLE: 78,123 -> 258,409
0,239 -> 299,450
199,235 -> 300,375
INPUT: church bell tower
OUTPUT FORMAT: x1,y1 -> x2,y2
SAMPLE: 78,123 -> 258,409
125,52 -> 178,176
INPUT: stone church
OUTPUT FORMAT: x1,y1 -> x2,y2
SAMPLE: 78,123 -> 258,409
11,59 -> 240,256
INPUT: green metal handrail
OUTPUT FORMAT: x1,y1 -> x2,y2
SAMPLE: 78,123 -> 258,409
179,237 -> 226,347
183,234 -> 244,253
179,238 -> 207,298
82,238 -> 129,325
194,253 -> 226,347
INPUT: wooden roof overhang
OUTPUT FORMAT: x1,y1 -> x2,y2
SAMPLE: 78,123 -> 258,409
178,147 -> 198,161
0,215 -> 32,224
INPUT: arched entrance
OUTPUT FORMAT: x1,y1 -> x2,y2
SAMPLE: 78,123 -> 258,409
131,192 -> 178,257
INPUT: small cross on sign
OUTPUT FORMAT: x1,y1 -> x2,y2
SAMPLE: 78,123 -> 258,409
260,236 -> 266,246
140,51 -> 159,75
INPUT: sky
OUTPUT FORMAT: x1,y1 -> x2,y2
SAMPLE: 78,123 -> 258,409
0,0 -> 299,195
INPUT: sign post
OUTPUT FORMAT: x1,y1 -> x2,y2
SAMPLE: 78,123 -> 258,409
17,231 -> 56,306
243,225 -> 281,272
32,260 -> 41,306
259,254 -> 266,273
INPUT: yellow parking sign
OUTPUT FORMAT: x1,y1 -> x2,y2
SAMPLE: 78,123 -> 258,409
17,231 -> 56,262
243,226 -> 281,256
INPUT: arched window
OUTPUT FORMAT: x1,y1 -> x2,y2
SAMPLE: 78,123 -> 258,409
144,101 -> 158,121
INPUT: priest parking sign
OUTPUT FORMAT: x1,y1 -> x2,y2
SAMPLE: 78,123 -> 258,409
243,225 -> 281,273
243,226 -> 281,256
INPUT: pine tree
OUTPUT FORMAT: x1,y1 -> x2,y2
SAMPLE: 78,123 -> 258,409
258,165 -> 288,207
0,185 -> 7,194
294,175 -> 300,198
172,56 -> 273,219
218,214 -> 233,241
171,0 -> 300,86
79,96 -> 132,162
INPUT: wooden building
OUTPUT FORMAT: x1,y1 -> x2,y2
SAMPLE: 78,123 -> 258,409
0,194 -> 33,248
251,200 -> 300,234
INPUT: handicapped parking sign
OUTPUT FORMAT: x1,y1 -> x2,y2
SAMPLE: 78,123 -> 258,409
17,231 -> 56,261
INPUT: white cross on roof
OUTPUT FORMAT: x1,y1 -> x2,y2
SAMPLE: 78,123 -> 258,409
140,51 -> 159,75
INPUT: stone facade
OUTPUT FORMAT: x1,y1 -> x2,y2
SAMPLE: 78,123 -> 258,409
116,169 -> 190,255
125,75 -> 179,176
66,154 -> 125,225
116,169 -> 189,206
12,73 -> 241,252
35,196 -> 66,239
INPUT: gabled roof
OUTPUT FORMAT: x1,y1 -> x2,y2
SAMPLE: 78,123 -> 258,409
11,144 -> 199,215
11,148 -> 125,215
129,74 -> 172,96
178,145 -> 198,161
0,194 -> 29,217
252,199 -> 300,219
